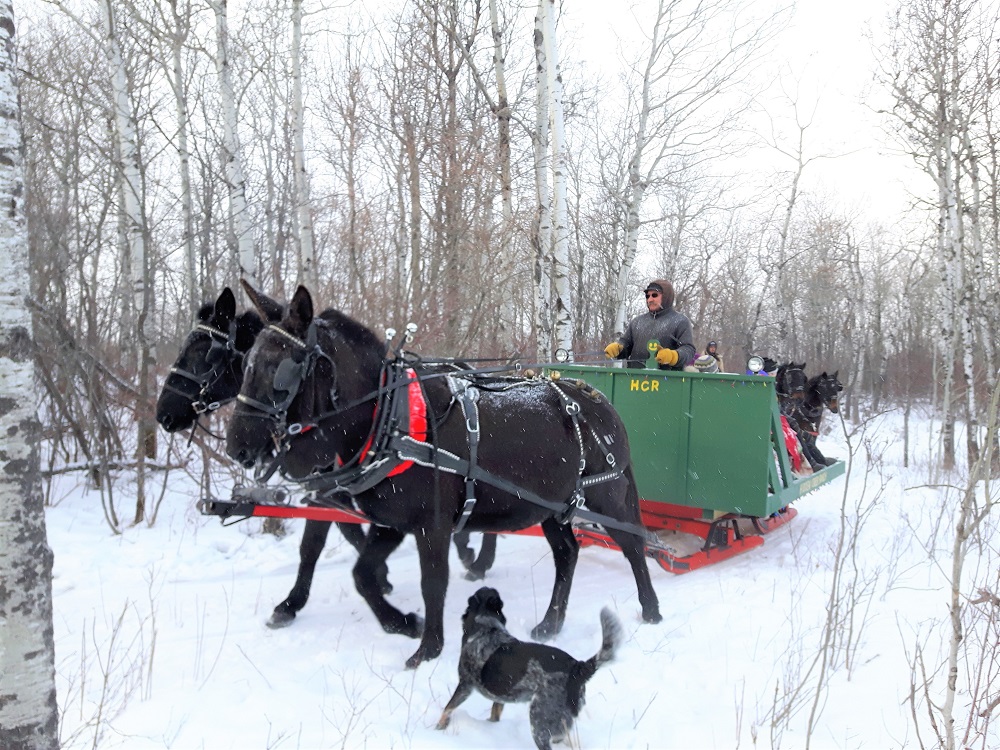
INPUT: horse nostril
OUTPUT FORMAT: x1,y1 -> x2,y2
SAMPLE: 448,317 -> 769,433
157,413 -> 173,430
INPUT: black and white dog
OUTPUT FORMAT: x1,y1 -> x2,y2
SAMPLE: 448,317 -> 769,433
436,586 -> 623,750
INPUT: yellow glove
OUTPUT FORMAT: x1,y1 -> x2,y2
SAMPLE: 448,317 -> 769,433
655,348 -> 679,367
604,342 -> 623,359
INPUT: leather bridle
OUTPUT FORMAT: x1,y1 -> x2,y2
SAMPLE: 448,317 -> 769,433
162,321 -> 242,415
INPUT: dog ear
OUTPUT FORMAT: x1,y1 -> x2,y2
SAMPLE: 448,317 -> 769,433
483,588 -> 505,625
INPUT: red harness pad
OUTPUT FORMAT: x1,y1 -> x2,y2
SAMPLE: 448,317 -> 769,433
386,369 -> 427,477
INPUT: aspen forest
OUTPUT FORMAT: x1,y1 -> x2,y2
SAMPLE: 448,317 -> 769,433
13,0 -> 1000,478
3,0 -> 1000,748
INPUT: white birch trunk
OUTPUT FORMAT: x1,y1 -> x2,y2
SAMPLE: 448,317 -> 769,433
211,0 -> 256,287
168,0 -> 197,314
938,130 -> 961,472
489,0 -> 513,244
104,0 -> 146,336
0,4 -> 60,744
103,0 -> 156,511
532,0 -> 552,360
543,0 -> 572,357
961,127 -> 997,384
291,0 -> 316,290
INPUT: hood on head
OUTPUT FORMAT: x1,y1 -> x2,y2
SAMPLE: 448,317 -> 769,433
645,279 -> 674,310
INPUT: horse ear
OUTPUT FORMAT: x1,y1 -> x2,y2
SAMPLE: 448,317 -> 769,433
285,285 -> 314,335
214,287 -> 237,323
241,279 -> 283,322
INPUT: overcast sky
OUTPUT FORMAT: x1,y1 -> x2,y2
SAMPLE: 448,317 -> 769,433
560,0 -> 921,225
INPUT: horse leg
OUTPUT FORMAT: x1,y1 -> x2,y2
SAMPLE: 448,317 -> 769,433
352,525 -> 423,640
406,524 -> 453,669
453,529 -> 475,568
531,517 -> 579,641
337,522 -> 392,594
603,524 -> 662,623
269,519 -> 331,628
799,431 -> 825,469
464,533 -> 498,581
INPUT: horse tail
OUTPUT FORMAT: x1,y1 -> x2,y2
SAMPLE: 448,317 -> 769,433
566,607 -> 623,716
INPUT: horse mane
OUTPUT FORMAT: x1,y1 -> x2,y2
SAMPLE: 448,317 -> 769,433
317,309 -> 386,354
234,310 -> 265,352
316,308 -> 388,379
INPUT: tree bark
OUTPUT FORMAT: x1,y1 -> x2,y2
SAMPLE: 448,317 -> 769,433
532,0 -> 552,360
211,0 -> 256,288
0,3 -> 60,744
103,0 -> 156,521
542,0 -> 572,357
291,0 -> 316,290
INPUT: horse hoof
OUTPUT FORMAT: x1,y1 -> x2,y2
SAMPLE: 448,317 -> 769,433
405,613 -> 424,638
267,608 -> 296,629
405,641 -> 442,670
643,607 -> 663,624
385,613 -> 423,638
530,620 -> 561,641
463,568 -> 486,582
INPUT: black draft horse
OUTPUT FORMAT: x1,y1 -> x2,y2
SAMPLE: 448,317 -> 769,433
155,287 -> 394,618
787,371 -> 843,469
155,288 -> 495,623
226,286 -> 662,668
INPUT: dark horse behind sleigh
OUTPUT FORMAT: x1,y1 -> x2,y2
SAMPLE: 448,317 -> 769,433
226,285 -> 661,668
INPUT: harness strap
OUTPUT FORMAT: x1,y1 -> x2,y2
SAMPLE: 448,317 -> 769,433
388,434 -> 644,537
450,378 -> 481,534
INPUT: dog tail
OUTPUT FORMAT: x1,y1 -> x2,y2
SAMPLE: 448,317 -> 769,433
566,607 -> 624,716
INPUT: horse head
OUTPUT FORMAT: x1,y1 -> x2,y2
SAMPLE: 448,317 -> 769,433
816,370 -> 843,413
226,285 -> 386,478
776,361 -> 808,399
156,287 -> 264,432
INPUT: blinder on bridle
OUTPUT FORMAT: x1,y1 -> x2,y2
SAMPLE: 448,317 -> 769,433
236,321 -> 338,437
165,321 -> 241,414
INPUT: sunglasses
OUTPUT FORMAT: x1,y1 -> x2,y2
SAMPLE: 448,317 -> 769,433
645,291 -> 660,299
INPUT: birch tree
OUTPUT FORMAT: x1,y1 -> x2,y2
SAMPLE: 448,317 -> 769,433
0,2 -> 60,744
291,0 -> 316,289
102,0 -> 156,520
532,0 -> 552,359
541,0 -> 571,356
210,0 -> 256,289
884,0 -> 988,470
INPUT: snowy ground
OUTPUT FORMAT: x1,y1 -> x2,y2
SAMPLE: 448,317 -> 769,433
46,406 -> 998,749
